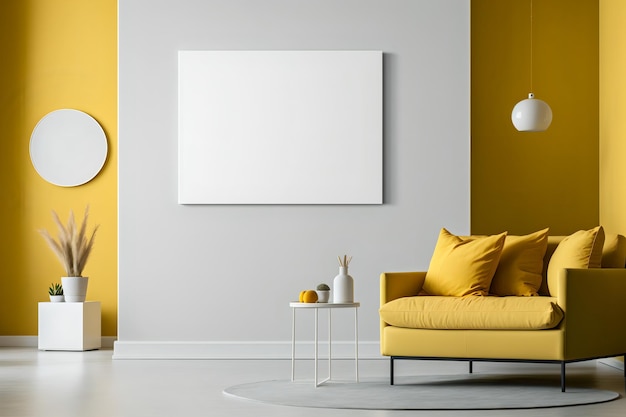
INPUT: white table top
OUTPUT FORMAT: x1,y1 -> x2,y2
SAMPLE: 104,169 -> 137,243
289,301 -> 360,308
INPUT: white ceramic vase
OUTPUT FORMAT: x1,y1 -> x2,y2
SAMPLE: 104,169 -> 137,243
61,276 -> 89,302
333,267 -> 353,303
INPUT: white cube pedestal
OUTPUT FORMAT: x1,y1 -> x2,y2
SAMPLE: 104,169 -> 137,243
38,301 -> 101,351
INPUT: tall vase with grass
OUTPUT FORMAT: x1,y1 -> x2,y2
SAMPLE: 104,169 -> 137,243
333,255 -> 354,303
39,207 -> 99,303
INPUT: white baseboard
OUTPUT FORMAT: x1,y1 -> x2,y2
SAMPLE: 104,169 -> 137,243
0,336 -> 117,349
598,357 -> 625,371
112,340 -> 382,360
0,336 -> 37,347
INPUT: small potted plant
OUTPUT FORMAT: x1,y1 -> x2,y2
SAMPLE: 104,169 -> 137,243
48,283 -> 64,302
39,206 -> 99,302
316,283 -> 331,303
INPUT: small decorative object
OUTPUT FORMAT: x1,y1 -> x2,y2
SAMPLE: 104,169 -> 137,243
39,206 -> 99,302
316,283 -> 330,303
48,283 -> 64,302
299,290 -> 318,303
333,255 -> 354,303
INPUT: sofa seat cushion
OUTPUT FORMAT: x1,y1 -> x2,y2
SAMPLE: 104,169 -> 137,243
379,296 -> 563,330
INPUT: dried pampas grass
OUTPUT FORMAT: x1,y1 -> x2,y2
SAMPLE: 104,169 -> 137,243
337,255 -> 352,267
39,206 -> 99,277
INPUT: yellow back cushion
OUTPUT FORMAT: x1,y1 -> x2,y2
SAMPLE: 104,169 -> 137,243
547,226 -> 605,296
601,233 -> 626,268
423,228 -> 507,296
489,228 -> 549,296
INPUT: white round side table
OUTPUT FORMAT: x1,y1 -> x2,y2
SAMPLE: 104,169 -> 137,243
289,301 -> 360,387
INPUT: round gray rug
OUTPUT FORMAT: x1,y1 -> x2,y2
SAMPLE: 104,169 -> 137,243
223,375 -> 620,410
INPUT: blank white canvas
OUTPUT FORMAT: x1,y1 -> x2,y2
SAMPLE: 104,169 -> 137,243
178,50 -> 382,204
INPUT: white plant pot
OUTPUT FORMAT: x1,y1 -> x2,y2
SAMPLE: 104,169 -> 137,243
49,295 -> 65,302
316,290 -> 330,303
333,267 -> 354,303
61,276 -> 89,302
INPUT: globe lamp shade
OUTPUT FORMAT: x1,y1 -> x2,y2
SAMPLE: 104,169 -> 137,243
511,93 -> 552,132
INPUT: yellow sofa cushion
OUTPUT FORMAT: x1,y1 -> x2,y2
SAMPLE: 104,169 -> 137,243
423,228 -> 506,297
489,228 -> 549,297
379,296 -> 564,330
547,226 -> 604,296
602,233 -> 626,268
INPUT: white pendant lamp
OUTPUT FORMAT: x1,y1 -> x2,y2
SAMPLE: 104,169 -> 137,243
512,93 -> 552,132
511,0 -> 552,132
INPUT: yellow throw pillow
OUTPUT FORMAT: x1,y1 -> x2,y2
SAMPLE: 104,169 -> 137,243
547,226 -> 605,296
423,228 -> 507,296
601,233 -> 626,268
489,228 -> 549,296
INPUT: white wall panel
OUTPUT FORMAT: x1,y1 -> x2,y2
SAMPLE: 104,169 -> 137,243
118,0 -> 470,358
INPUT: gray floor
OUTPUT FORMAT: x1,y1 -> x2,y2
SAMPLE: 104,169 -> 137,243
0,347 -> 624,417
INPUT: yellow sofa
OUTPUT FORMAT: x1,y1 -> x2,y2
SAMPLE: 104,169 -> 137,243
379,235 -> 626,391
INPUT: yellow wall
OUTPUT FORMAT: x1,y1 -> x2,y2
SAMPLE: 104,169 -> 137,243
471,0 -> 599,235
599,0 -> 626,364
600,0 -> 626,234
0,0 -> 117,336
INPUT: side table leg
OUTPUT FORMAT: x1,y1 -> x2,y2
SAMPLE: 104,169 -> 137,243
355,307 -> 359,382
291,307 -> 295,381
328,309 -> 332,381
315,307 -> 319,387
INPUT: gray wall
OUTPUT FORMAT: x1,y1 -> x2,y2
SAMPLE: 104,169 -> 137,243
117,0 -> 470,358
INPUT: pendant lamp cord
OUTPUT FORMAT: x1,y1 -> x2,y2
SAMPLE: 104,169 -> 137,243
530,0 -> 533,92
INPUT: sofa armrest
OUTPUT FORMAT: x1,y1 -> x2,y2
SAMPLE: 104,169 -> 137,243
380,271 -> 427,307
556,268 -> 626,360
379,272 -> 426,347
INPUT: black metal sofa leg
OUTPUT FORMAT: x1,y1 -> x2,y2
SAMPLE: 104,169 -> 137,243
561,362 -> 566,392
469,360 -> 473,374
390,357 -> 395,385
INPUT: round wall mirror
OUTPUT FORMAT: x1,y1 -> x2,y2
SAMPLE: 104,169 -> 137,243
30,109 -> 108,187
